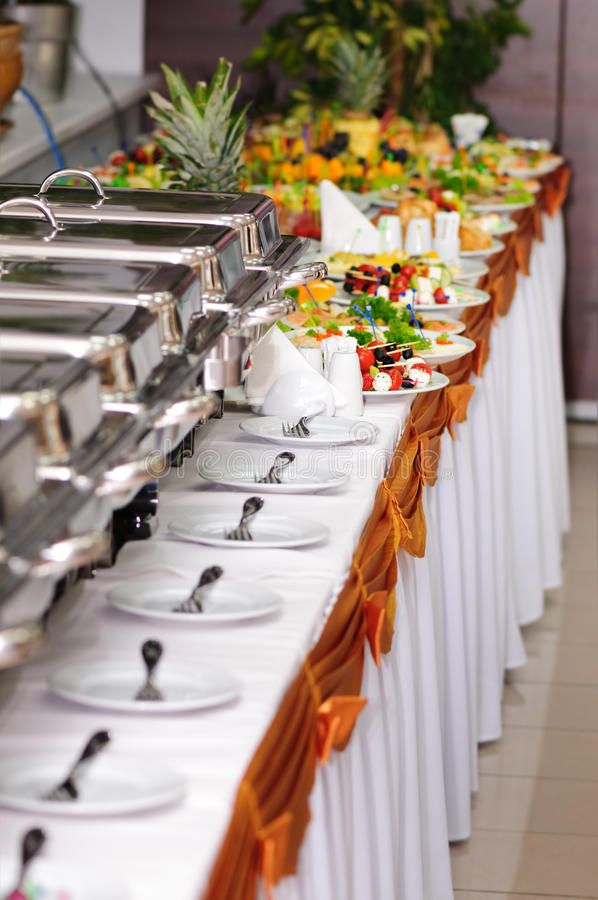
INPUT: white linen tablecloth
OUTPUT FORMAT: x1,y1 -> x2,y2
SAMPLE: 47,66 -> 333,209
0,210 -> 568,899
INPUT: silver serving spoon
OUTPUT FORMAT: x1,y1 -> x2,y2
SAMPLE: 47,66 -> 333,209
173,565 -> 224,613
135,639 -> 163,701
224,496 -> 264,541
43,730 -> 111,801
256,451 -> 296,484
4,827 -> 46,900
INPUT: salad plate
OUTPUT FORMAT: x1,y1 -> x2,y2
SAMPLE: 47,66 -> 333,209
0,859 -> 127,900
239,415 -> 378,447
169,512 -> 329,549
448,257 -> 489,283
419,315 -> 466,334
469,198 -> 535,214
108,578 -> 283,624
198,458 -> 349,494
419,331 -> 476,367
0,755 -> 185,816
49,659 -> 241,714
459,238 -> 504,258
399,283 -> 490,313
364,371 -> 449,398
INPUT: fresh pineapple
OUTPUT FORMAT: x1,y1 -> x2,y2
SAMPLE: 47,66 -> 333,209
329,35 -> 386,160
147,58 -> 248,193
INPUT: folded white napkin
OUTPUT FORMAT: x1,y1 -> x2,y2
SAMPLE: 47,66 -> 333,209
320,179 -> 381,254
244,324 -> 344,414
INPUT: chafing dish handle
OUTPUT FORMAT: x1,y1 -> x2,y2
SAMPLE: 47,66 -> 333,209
0,196 -> 59,230
96,455 -> 166,498
277,261 -> 328,291
152,392 -> 220,429
24,530 -> 109,579
0,619 -> 45,671
240,297 -> 296,327
37,168 -> 106,202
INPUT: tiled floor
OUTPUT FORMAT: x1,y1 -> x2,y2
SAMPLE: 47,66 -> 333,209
451,437 -> 598,900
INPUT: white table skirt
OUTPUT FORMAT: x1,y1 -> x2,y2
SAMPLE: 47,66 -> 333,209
0,211 -> 567,899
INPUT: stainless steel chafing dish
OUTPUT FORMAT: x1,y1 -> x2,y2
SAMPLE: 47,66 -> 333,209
0,257 -> 197,350
0,169 -> 327,289
0,300 -> 218,453
0,419 -> 110,586
0,352 -> 166,508
0,195 -> 301,389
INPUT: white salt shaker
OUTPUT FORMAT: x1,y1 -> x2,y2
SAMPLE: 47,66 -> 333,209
327,350 -> 364,418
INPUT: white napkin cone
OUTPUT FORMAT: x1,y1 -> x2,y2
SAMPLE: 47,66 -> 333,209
320,179 -> 381,254
244,325 -> 346,415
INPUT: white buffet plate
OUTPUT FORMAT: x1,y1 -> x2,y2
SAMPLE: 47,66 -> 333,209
198,459 -> 349,494
459,238 -> 504,258
49,659 -> 241,713
0,754 -> 185,816
364,371 -> 450,399
239,415 -> 378,447
0,859 -> 127,900
169,512 -> 329,549
108,578 -> 283,624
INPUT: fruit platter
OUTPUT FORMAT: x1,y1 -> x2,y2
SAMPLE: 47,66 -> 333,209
308,252 -> 489,297
469,137 -> 564,180
280,289 -> 476,370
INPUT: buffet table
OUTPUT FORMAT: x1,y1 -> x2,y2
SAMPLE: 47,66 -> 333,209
0,170 -> 569,900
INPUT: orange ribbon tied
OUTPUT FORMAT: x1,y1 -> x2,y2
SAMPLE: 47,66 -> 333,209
257,812 -> 293,900
316,696 -> 367,764
446,383 -> 476,439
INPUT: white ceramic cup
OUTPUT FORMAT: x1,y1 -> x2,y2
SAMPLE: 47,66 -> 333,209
378,214 -> 403,252
405,218 -> 433,256
298,346 -> 324,375
451,113 -> 489,148
327,351 -> 364,418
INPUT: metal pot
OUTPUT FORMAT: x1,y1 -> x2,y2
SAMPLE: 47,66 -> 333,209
0,18 -> 23,116
12,2 -> 76,103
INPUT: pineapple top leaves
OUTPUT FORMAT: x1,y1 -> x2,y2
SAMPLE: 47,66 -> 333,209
147,59 -> 249,193
328,35 -> 387,115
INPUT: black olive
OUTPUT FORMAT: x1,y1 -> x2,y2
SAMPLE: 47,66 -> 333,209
391,263 -> 402,274
333,132 -> 349,151
396,148 -> 409,164
402,348 -> 414,360
402,378 -> 415,389
343,280 -> 353,294
382,354 -> 396,366
380,274 -> 390,286
374,347 -> 387,362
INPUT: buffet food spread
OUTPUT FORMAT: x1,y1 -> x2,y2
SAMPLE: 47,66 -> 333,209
0,98 -> 571,900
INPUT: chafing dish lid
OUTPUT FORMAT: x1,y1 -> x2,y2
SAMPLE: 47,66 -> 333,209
0,217 -> 246,293
0,258 -> 197,297
0,259 -> 200,334
0,182 -> 282,260
0,299 -> 164,392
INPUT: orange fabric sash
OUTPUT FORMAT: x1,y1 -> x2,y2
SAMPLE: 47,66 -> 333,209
201,167 -> 571,900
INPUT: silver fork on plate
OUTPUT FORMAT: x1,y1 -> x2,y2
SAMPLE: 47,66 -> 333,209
43,730 -> 110,801
281,408 -> 322,438
173,565 -> 223,613
4,827 -> 46,900
135,639 -> 164,701
224,496 -> 264,541
256,451 -> 295,484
